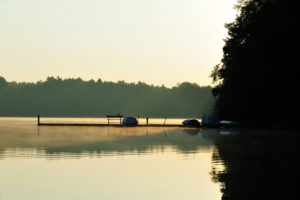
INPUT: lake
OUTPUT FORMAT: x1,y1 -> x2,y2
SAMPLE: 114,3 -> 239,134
2,118 -> 298,200
0,117 -> 223,200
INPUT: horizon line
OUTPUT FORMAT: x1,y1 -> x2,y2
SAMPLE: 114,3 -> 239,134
0,75 -> 212,88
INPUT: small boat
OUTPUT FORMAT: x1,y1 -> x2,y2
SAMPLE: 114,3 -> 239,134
182,119 -> 201,128
201,114 -> 220,128
122,116 -> 138,127
219,120 -> 241,128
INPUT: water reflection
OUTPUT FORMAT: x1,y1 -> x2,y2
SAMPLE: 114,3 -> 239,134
0,118 -> 217,159
211,129 -> 300,200
0,118 -> 222,200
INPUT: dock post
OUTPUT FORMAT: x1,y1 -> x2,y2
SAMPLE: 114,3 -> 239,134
146,117 -> 149,126
37,115 -> 40,125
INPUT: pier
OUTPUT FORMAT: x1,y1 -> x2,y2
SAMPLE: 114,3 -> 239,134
37,115 -> 183,127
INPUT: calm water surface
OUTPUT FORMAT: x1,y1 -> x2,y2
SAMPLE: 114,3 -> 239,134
0,118 -> 223,200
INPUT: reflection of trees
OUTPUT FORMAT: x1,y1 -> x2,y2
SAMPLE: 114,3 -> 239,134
211,130 -> 300,199
45,129 -> 214,155
0,127 -> 216,158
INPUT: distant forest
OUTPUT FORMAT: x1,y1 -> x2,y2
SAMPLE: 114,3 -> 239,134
0,76 -> 214,118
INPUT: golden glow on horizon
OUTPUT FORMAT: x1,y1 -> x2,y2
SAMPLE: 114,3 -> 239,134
0,0 -> 237,87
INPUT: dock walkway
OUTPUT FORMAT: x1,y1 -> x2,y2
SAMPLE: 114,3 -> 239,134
37,115 -> 183,127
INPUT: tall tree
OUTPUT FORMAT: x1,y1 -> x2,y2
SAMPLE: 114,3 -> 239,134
211,0 -> 300,127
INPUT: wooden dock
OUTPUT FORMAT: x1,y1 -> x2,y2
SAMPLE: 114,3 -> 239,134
37,115 -> 183,127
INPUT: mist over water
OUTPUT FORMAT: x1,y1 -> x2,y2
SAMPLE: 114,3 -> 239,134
0,118 -> 222,200
2,118 -> 296,200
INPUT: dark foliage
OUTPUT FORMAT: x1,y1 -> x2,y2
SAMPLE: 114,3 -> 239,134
0,76 -> 214,117
211,0 -> 300,127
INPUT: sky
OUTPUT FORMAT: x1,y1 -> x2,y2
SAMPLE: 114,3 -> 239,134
0,0 -> 237,87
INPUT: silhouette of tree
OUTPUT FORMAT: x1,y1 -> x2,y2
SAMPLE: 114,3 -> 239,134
0,76 -> 7,89
211,0 -> 300,127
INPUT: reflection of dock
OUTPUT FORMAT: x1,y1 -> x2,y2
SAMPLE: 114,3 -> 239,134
37,115 -> 183,127
38,123 -> 182,127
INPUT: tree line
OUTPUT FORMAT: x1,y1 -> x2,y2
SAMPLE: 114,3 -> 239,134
0,76 -> 214,117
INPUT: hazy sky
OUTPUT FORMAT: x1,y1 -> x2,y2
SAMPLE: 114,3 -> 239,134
0,0 -> 237,87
